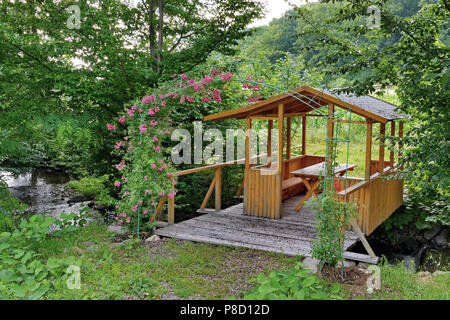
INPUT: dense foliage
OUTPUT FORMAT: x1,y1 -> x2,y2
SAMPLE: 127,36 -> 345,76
287,0 -> 449,227
0,0 -> 263,175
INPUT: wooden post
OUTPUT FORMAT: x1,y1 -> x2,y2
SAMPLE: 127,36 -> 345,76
398,121 -> 404,166
243,118 -> 252,214
168,185 -> 175,224
302,115 -> 306,155
379,123 -> 385,173
268,120 -> 273,165
286,117 -> 291,160
275,104 -> 284,219
390,121 -> 395,165
215,167 -> 221,211
365,120 -> 373,180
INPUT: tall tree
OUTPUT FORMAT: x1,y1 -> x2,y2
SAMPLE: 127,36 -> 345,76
291,0 -> 449,226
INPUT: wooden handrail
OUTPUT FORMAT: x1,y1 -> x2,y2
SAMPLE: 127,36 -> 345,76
337,165 -> 398,197
176,144 -> 303,176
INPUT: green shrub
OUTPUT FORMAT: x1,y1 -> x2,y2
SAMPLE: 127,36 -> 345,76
67,175 -> 114,206
0,181 -> 26,232
244,262 -> 341,300
0,213 -> 82,299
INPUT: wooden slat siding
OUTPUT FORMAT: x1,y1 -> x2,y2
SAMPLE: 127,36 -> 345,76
201,176 -> 216,209
390,121 -> 395,165
379,123 -> 385,173
365,120 -> 373,181
243,118 -> 252,214
215,167 -> 221,211
302,116 -> 306,155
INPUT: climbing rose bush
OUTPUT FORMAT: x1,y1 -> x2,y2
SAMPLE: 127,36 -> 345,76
108,68 -> 265,232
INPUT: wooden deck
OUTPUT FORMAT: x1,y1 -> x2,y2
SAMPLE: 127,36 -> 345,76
155,195 -> 377,263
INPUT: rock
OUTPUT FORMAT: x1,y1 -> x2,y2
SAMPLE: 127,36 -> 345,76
302,257 -> 319,273
357,262 -> 368,269
73,246 -> 84,255
337,260 -> 356,268
68,195 -> 91,203
145,235 -> 161,243
107,225 -> 128,235
95,204 -> 106,211
87,201 -> 95,208
109,243 -> 122,249
417,271 -> 430,277
434,228 -> 448,247
424,224 -> 442,241
432,271 -> 449,277
86,245 -> 97,252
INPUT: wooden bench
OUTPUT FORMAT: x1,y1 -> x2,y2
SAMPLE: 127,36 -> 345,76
282,177 -> 303,190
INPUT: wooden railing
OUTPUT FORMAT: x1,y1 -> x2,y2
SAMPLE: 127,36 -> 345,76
155,145 -> 304,224
337,165 -> 403,235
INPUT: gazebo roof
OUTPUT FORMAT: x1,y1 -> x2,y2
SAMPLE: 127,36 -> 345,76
204,86 -> 407,123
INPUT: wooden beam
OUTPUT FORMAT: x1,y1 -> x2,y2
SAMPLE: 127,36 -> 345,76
249,115 -> 278,120
168,185 -> 175,224
286,117 -> 291,160
268,120 -> 273,165
215,167 -> 222,211
243,118 -> 252,214
332,120 -> 367,125
275,104 -> 284,219
390,121 -> 395,165
379,123 -> 385,173
349,219 -> 377,259
365,120 -> 373,180
302,116 -> 306,155
200,176 -> 216,209
398,121 -> 404,162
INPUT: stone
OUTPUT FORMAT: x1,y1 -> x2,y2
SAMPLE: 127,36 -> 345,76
424,224 -> 442,241
73,246 -> 84,255
68,195 -> 91,203
337,260 -> 356,268
434,229 -> 448,246
432,271 -> 449,277
86,245 -> 97,252
417,271 -> 430,277
109,243 -> 122,249
107,225 -> 128,235
302,257 -> 319,273
145,235 -> 161,243
357,262 -> 368,269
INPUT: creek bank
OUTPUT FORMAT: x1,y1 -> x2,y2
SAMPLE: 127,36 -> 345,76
2,167 -> 109,222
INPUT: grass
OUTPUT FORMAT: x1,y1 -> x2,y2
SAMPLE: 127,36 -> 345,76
21,222 -> 449,300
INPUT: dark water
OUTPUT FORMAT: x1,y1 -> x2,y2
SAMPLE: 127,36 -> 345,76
350,239 -> 449,272
2,168 -> 95,220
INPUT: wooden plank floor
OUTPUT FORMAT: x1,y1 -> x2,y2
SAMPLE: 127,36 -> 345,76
156,195 -> 372,262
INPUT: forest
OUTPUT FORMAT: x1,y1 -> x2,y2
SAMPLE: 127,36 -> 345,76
0,0 -> 448,301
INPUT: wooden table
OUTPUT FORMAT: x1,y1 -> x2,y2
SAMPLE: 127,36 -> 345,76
290,162 -> 356,211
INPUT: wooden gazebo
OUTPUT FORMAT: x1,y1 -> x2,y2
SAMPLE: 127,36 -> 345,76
204,85 -> 407,236
156,85 -> 407,263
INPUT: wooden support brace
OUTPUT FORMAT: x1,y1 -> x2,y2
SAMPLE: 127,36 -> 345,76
201,176 -> 216,209
349,218 -> 377,259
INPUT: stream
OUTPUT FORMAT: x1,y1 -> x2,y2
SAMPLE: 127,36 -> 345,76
1,168 -> 98,221
1,168 -> 448,272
